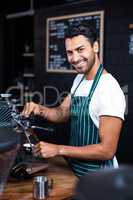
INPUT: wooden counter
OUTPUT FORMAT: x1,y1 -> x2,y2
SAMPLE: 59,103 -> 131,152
2,157 -> 78,200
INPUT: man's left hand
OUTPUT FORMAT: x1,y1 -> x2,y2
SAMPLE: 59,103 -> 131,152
33,141 -> 60,158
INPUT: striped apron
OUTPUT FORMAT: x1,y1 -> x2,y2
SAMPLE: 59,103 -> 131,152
69,64 -> 113,177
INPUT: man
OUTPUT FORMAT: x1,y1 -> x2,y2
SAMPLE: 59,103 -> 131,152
22,22 -> 126,177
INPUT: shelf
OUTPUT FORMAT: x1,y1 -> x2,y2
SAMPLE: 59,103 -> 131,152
23,73 -> 35,78
22,52 -> 35,57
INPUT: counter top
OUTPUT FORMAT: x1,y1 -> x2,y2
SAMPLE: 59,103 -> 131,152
2,157 -> 78,200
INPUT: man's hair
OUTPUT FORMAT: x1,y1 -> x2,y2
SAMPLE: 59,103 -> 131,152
65,22 -> 98,46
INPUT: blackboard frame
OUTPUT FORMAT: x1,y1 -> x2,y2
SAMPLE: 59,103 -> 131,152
46,10 -> 104,73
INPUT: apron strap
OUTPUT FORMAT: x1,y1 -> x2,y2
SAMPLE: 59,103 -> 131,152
87,64 -> 103,102
71,64 -> 103,102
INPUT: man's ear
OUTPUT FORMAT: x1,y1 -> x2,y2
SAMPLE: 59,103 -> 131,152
93,41 -> 99,53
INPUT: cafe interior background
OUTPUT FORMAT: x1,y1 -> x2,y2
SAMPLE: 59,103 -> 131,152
0,0 -> 133,168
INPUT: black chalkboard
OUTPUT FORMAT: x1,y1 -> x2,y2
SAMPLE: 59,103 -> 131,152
46,11 -> 104,73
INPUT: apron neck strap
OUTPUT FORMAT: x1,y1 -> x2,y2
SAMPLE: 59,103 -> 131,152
71,64 -> 104,98
87,64 -> 104,101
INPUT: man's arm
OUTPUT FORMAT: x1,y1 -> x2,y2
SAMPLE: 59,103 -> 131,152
22,95 -> 71,123
33,116 -> 123,160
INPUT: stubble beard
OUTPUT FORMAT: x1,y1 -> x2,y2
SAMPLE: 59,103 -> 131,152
84,55 -> 96,76
72,55 -> 96,74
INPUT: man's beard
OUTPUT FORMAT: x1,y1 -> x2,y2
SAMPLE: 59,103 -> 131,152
85,57 -> 95,75
71,55 -> 96,74
81,56 -> 96,75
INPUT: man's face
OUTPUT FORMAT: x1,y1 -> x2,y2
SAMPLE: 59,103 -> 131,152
65,35 -> 97,74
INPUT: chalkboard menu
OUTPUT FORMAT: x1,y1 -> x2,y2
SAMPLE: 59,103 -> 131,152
46,11 -> 104,73
128,23 -> 133,55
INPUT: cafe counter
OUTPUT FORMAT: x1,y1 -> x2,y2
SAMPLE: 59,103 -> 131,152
3,156 -> 78,200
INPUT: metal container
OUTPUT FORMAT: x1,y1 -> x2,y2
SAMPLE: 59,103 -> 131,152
33,176 -> 49,200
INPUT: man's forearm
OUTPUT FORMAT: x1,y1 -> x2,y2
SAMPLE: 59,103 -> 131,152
58,144 -> 115,161
39,105 -> 70,123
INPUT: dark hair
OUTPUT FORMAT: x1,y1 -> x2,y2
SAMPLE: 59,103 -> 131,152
65,22 -> 98,46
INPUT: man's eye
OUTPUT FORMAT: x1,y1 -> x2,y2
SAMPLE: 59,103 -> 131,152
78,48 -> 84,52
67,52 -> 72,56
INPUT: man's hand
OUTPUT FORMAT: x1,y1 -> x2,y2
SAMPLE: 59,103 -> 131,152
33,141 -> 60,158
22,101 -> 41,117
21,95 -> 71,123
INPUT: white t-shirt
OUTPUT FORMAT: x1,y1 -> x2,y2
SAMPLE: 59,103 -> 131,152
71,73 -> 126,168
71,73 -> 126,128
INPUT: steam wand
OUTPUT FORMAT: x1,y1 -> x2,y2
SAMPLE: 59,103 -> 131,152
8,100 -> 41,172
8,100 -> 39,149
12,113 -> 33,147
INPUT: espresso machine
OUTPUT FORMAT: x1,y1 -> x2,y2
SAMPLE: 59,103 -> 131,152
0,94 -> 50,181
0,126 -> 20,198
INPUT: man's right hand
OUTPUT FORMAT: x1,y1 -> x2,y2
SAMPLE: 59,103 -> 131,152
22,101 -> 41,117
22,95 -> 71,122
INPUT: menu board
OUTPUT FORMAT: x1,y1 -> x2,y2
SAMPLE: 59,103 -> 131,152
128,23 -> 133,55
46,11 -> 104,73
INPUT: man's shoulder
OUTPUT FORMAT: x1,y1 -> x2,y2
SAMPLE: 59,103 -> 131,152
99,73 -> 122,90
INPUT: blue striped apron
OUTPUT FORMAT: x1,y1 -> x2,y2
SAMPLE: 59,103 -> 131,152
69,64 -> 113,177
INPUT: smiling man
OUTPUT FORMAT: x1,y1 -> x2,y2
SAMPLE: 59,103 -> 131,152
22,22 -> 126,177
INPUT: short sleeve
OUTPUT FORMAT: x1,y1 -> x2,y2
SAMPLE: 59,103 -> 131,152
98,75 -> 126,120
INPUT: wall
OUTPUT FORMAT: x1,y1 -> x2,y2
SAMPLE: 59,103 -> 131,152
0,15 -> 4,92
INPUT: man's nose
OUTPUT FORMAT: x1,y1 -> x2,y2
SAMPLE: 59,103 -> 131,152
71,52 -> 80,63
